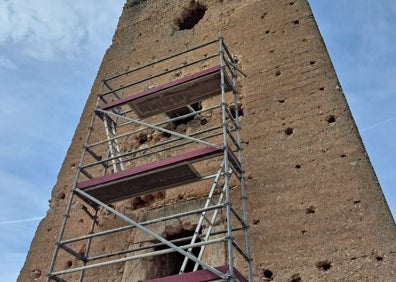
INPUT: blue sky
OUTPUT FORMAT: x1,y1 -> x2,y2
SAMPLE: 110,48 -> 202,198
0,1 -> 394,281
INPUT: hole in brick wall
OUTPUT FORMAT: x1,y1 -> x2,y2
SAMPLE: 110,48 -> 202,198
154,229 -> 202,277
131,192 -> 165,210
285,127 -> 294,135
278,99 -> 285,103
139,135 -> 148,144
376,256 -> 383,261
168,102 -> 202,126
57,192 -> 65,199
263,269 -> 273,279
275,70 -> 282,76
293,19 -> 300,25
131,196 -> 144,209
31,269 -> 42,280
103,204 -> 115,215
253,219 -> 260,225
340,154 -> 347,158
306,206 -> 316,214
176,3 -> 207,30
353,200 -> 361,204
326,115 -> 336,123
289,273 -> 302,282
289,1 -> 296,5
229,103 -> 244,118
79,244 -> 87,257
301,229 -> 307,234
295,164 -> 301,169
200,118 -> 208,125
310,60 -> 316,65
163,131 -> 172,138
65,260 -> 73,269
316,260 -> 332,271
161,124 -> 175,138
319,87 -> 325,91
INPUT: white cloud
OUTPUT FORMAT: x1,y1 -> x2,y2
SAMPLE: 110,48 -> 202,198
0,217 -> 43,225
0,2 -> 125,281
0,55 -> 17,70
0,0 -> 124,61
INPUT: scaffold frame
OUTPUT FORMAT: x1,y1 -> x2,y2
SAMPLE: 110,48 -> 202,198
47,32 -> 253,282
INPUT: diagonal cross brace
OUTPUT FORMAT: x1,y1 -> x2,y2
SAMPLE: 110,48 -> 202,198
95,108 -> 220,150
73,188 -> 227,279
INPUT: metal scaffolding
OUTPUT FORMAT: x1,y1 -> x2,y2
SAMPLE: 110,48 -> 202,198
47,33 -> 253,282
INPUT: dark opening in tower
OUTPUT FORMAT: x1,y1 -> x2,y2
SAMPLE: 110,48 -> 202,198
166,102 -> 202,125
154,229 -> 202,278
177,3 -> 207,30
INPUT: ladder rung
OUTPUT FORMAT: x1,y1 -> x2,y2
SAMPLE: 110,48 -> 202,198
106,131 -> 117,138
208,196 -> 218,205
202,214 -> 213,226
106,123 -> 116,131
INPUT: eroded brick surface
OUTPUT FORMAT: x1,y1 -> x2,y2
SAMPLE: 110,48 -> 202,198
19,1 -> 395,281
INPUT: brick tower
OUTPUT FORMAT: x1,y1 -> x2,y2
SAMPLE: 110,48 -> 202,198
19,1 -> 395,281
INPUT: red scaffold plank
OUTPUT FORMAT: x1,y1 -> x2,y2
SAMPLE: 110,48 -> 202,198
146,265 -> 248,282
99,66 -> 232,118
76,146 -> 224,203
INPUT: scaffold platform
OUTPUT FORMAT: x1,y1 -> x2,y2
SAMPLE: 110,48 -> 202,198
99,65 -> 232,118
78,146 -> 222,203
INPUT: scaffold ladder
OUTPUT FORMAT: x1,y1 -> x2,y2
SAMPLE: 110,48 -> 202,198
102,113 -> 124,173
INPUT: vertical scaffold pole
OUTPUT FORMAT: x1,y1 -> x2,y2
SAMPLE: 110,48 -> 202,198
47,86 -> 103,282
230,48 -> 253,282
78,208 -> 98,282
219,31 -> 236,281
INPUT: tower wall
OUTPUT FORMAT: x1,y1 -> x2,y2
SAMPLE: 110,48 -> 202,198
19,0 -> 395,281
